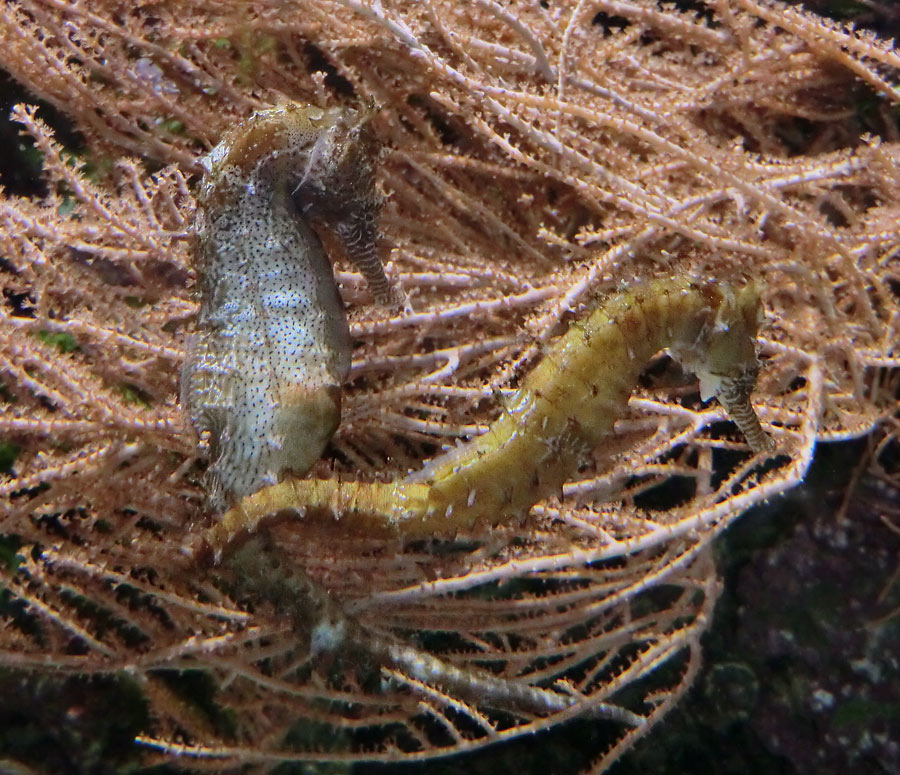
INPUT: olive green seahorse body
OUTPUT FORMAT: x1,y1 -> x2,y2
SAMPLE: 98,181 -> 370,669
207,277 -> 770,550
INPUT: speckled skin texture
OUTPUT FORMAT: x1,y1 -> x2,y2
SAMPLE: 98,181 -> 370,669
183,104 -> 385,508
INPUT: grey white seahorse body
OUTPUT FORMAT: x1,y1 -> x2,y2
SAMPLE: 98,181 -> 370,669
184,104 -> 392,508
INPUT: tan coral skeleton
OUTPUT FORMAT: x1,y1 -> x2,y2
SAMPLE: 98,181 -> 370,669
180,101 -> 774,746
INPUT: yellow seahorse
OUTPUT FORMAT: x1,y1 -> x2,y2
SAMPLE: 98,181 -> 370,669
203,275 -> 771,557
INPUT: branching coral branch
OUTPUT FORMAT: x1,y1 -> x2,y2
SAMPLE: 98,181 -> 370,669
0,0 -> 899,772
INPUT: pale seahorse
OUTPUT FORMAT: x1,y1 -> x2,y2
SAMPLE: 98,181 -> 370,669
182,103 -> 397,509
205,276 -> 772,553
